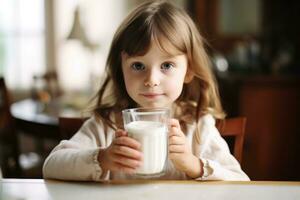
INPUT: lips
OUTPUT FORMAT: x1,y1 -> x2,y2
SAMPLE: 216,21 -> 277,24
140,93 -> 164,99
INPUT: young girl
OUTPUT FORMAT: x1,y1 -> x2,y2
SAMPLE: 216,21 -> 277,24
43,0 -> 249,181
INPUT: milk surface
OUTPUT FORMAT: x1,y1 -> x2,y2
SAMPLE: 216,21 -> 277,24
125,121 -> 168,175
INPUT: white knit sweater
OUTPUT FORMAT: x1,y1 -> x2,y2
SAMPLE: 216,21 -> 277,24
43,113 -> 250,181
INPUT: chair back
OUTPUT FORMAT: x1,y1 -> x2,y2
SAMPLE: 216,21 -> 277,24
216,117 -> 246,164
59,117 -> 86,140
0,77 -> 21,177
0,77 -> 12,127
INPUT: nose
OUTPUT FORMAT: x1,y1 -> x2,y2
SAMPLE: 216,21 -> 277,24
144,69 -> 160,87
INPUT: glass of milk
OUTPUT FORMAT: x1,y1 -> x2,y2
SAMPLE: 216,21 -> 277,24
122,108 -> 170,178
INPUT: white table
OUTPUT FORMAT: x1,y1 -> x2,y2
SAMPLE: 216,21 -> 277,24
1,179 -> 300,200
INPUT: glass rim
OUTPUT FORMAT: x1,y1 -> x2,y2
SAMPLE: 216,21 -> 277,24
122,107 -> 170,115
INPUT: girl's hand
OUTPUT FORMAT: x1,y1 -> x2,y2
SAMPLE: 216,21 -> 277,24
98,129 -> 142,174
168,119 -> 202,178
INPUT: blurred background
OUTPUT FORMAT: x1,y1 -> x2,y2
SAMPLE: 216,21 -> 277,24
0,0 -> 299,180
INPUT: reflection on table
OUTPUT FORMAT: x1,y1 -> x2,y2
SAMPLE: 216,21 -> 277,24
2,179 -> 300,200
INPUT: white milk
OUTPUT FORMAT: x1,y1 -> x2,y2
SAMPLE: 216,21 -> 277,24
125,121 -> 168,175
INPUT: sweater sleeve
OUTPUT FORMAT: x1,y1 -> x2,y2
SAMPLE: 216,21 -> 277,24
42,116 -> 111,181
194,115 -> 250,181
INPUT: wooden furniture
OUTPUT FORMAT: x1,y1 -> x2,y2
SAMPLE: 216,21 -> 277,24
191,0 -> 262,54
10,98 -> 87,155
59,117 -> 86,140
219,75 -> 300,181
10,98 -> 86,139
11,99 -> 60,140
191,0 -> 300,62
2,179 -> 300,200
0,78 -> 21,177
10,98 -> 88,178
216,117 -> 246,164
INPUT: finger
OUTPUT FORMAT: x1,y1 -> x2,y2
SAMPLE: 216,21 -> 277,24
168,126 -> 184,137
113,155 -> 142,169
169,135 -> 185,145
112,162 -> 137,174
169,144 -> 185,153
115,129 -> 127,138
169,118 -> 180,128
169,152 -> 182,161
168,126 -> 179,137
113,145 -> 142,160
114,136 -> 141,150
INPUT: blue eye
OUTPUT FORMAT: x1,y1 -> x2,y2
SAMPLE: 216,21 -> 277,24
161,62 -> 174,71
131,62 -> 145,71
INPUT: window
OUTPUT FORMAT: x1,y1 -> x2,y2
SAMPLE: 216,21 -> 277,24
0,0 -> 46,89
54,0 -> 127,92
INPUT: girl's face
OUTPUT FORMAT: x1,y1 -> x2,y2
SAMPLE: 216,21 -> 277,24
121,41 -> 192,108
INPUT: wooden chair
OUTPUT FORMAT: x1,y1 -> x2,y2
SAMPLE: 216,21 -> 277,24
216,117 -> 247,164
59,117 -> 87,140
0,77 -> 21,177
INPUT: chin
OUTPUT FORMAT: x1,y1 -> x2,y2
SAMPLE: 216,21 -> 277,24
139,102 -> 169,109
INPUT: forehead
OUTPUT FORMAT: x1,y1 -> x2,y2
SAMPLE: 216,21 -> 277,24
122,38 -> 183,60
125,34 -> 184,57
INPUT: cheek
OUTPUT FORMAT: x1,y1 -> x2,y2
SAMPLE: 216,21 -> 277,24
166,79 -> 184,98
123,74 -> 139,96
123,76 -> 133,91
122,69 -> 131,88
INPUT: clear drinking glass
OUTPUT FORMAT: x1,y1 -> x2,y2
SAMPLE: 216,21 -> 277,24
122,108 -> 170,178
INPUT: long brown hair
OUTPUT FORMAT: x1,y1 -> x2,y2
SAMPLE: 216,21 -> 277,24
93,0 -> 225,130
